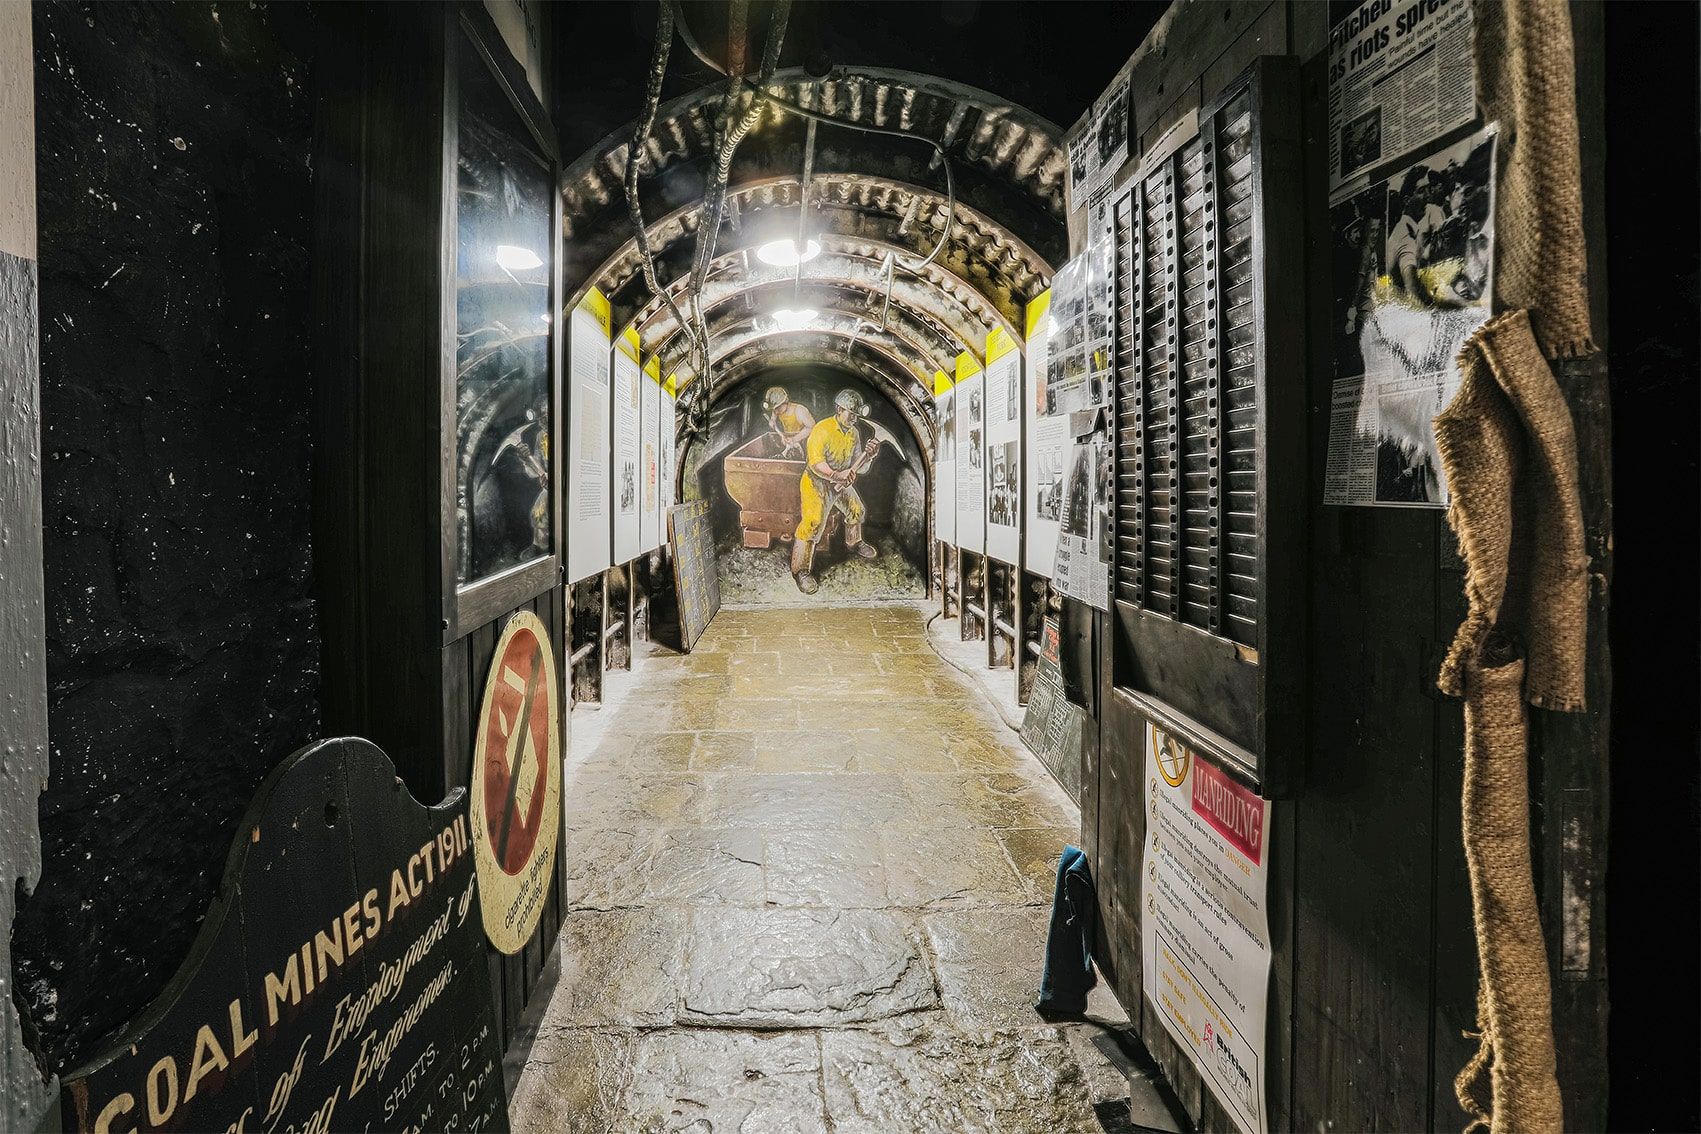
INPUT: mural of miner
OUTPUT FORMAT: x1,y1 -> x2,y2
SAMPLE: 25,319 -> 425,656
790,389 -> 895,593
764,385 -> 816,457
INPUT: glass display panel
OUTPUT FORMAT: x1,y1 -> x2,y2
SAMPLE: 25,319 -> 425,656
455,29 -> 553,585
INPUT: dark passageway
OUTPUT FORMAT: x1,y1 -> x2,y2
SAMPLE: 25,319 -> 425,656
2,2 -> 1693,1133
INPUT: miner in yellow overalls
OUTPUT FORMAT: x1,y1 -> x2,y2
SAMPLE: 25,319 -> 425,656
790,389 -> 882,594
764,385 -> 815,457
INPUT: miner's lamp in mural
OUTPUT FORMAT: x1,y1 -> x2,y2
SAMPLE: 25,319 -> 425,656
57,738 -> 507,1134
469,610 -> 562,955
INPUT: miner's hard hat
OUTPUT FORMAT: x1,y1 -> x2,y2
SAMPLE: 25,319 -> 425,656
763,386 -> 789,411
834,389 -> 867,415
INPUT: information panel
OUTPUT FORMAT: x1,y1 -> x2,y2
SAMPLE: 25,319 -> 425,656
567,289 -> 611,583
640,358 -> 663,552
59,738 -> 506,1134
1023,290 -> 1064,577
611,329 -> 643,564
984,326 -> 1022,566
668,501 -> 720,651
659,379 -> 678,529
1141,719 -> 1273,1134
953,352 -> 985,554
932,369 -> 957,547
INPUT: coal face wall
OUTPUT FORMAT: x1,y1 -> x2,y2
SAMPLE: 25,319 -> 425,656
14,1 -> 322,1071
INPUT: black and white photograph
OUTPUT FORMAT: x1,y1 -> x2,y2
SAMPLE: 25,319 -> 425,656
1096,83 -> 1129,167
1062,444 -> 1092,538
1374,386 -> 1447,504
1339,105 -> 1382,178
1094,438 -> 1114,565
1330,185 -> 1384,380
1382,131 -> 1494,310
937,390 -> 956,463
966,386 -> 983,468
619,460 -> 637,512
1323,125 -> 1497,509
989,441 -> 1019,528
1036,449 -> 1065,521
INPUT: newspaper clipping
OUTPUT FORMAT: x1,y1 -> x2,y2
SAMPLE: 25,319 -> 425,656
1324,125 -> 1496,507
1053,414 -> 1111,611
1067,73 -> 1131,205
1328,0 -> 1475,194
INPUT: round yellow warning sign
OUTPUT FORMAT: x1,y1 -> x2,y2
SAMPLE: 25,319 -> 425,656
1151,724 -> 1190,788
469,610 -> 561,954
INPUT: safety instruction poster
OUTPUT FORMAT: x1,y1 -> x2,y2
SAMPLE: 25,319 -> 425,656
1328,0 -> 1475,194
1023,291 -> 1065,578
1323,124 -> 1496,507
567,292 -> 611,583
1141,721 -> 1272,1134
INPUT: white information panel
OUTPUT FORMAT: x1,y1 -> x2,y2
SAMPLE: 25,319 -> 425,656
658,383 -> 678,530
953,355 -> 985,554
640,361 -> 662,552
1024,290 -> 1063,577
983,327 -> 1022,566
611,331 -> 643,564
932,370 -> 956,547
1141,720 -> 1273,1134
566,291 -> 612,584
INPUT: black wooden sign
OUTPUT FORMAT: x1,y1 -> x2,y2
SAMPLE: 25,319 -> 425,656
60,738 -> 507,1134
1020,616 -> 1086,803
667,501 -> 720,651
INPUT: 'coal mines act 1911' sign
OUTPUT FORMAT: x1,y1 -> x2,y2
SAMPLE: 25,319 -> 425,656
59,737 -> 507,1134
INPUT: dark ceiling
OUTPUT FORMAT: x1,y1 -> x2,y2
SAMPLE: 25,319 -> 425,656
552,1 -> 1168,164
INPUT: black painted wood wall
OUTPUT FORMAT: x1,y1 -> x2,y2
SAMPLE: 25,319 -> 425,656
311,1 -> 568,1057
1079,2 -> 1612,1130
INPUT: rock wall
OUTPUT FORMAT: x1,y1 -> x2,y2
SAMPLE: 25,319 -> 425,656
13,1 -> 321,1071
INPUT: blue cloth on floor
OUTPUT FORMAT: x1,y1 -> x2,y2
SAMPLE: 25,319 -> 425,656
1036,843 -> 1097,1013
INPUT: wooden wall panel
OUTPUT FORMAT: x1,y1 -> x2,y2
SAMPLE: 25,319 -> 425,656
1088,2 -> 1610,1130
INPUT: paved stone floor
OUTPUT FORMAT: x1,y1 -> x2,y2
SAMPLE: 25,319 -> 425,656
509,602 -> 1166,1133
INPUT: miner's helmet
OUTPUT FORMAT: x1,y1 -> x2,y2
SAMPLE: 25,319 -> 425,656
763,386 -> 789,411
834,389 -> 867,417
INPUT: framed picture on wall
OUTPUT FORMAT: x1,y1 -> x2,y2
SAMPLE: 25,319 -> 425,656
445,9 -> 563,638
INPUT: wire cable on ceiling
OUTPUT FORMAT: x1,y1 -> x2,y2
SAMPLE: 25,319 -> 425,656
623,1 -> 702,376
624,2 -> 959,422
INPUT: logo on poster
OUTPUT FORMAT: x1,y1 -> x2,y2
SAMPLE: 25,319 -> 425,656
469,611 -> 561,953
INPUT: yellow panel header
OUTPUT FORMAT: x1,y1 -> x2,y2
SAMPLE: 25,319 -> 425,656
616,326 -> 642,364
985,325 -> 1019,364
643,356 -> 661,383
575,287 -> 612,339
932,369 -> 954,396
1025,288 -> 1053,340
954,350 -> 983,384
664,373 -> 679,396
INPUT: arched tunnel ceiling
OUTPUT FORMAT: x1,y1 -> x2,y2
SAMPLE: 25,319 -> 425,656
562,67 -> 1066,409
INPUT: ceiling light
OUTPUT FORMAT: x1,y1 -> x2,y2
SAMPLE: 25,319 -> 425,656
756,238 -> 820,268
770,308 -> 818,331
495,244 -> 543,271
